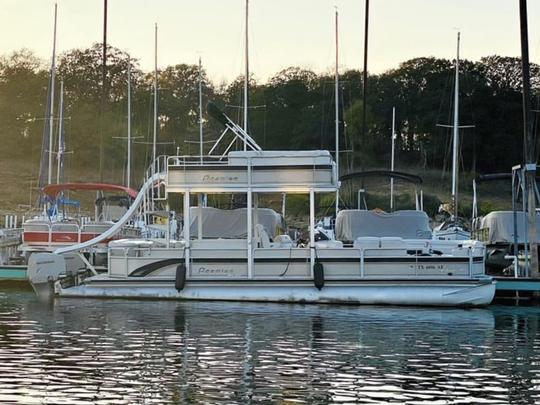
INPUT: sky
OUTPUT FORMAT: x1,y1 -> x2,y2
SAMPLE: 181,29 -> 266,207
1,0 -> 540,84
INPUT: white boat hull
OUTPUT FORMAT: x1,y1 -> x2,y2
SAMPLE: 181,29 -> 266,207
57,278 -> 496,307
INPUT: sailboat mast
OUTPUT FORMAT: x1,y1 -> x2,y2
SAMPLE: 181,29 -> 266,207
451,32 -> 460,221
153,23 -> 158,164
127,60 -> 132,188
199,57 -> 204,163
243,0 -> 249,149
334,8 -> 340,216
48,3 -> 58,185
390,107 -> 396,211
56,80 -> 64,184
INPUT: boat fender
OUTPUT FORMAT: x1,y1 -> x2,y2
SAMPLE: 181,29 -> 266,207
175,264 -> 187,292
314,261 -> 324,290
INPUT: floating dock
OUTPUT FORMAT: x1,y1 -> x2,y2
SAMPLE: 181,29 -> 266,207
0,265 -> 27,282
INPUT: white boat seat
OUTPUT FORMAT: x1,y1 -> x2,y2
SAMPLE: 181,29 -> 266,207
353,237 -> 380,249
315,240 -> 343,248
254,224 -> 293,248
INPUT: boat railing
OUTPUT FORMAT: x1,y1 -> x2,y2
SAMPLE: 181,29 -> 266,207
167,155 -> 231,167
109,243 -> 483,279
23,221 -> 122,246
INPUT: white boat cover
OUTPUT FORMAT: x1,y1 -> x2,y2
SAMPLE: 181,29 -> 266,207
475,210 -> 540,244
335,210 -> 432,241
189,207 -> 284,239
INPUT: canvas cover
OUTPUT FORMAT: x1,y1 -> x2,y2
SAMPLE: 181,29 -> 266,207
189,207 -> 283,239
475,211 -> 540,244
335,209 -> 432,241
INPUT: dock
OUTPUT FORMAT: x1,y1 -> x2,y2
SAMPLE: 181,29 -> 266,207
0,265 -> 27,282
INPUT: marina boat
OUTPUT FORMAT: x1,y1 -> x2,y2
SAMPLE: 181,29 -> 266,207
432,33 -> 472,241
27,105 -> 495,306
20,183 -> 141,265
472,173 -> 540,276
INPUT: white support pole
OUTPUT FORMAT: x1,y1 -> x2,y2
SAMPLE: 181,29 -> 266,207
390,106 -> 396,211
197,193 -> 203,240
334,8 -> 340,217
56,80 -> 64,184
253,193 -> 259,239
309,189 -> 315,278
48,3 -> 58,186
183,191 -> 191,271
247,160 -> 253,278
247,189 -> 253,276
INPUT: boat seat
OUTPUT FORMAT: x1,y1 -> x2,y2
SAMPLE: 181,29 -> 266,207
353,237 -> 380,249
254,224 -> 293,248
315,240 -> 343,249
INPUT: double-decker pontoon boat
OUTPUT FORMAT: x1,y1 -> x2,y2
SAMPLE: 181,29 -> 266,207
27,105 -> 495,306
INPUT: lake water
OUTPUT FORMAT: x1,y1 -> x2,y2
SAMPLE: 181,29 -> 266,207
1,285 -> 539,404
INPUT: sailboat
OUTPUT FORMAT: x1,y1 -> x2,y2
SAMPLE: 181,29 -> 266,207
433,32 -> 472,241
19,4 -> 142,265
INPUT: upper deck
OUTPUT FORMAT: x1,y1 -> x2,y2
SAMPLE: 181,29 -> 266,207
166,150 -> 338,193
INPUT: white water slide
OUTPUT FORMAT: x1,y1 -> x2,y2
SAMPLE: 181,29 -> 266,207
54,173 -> 165,255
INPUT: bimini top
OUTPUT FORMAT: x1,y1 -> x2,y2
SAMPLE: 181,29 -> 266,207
474,210 -> 540,244
42,183 -> 138,200
335,209 -> 432,241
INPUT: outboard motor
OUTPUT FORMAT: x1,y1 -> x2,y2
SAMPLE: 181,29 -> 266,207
27,253 -> 67,301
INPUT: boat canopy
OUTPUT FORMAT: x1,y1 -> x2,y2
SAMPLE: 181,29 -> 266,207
335,209 -> 432,241
189,207 -> 284,239
474,210 -> 540,244
42,183 -> 138,200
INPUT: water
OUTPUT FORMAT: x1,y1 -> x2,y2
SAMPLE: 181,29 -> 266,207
1,285 -> 539,404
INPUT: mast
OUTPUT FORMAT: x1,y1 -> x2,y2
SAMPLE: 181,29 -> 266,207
390,107 -> 396,211
47,3 -> 58,185
519,0 -> 539,277
127,59 -> 132,188
199,57 -> 204,163
56,80 -> 64,184
243,0 -> 249,149
334,8 -> 340,216
153,23 -> 158,165
451,32 -> 460,221
360,0 -> 369,170
99,0 -> 108,181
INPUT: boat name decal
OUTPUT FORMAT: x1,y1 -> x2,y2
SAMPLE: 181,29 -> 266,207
195,266 -> 235,275
201,174 -> 239,182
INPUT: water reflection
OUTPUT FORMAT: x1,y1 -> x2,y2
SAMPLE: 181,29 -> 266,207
0,286 -> 540,404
